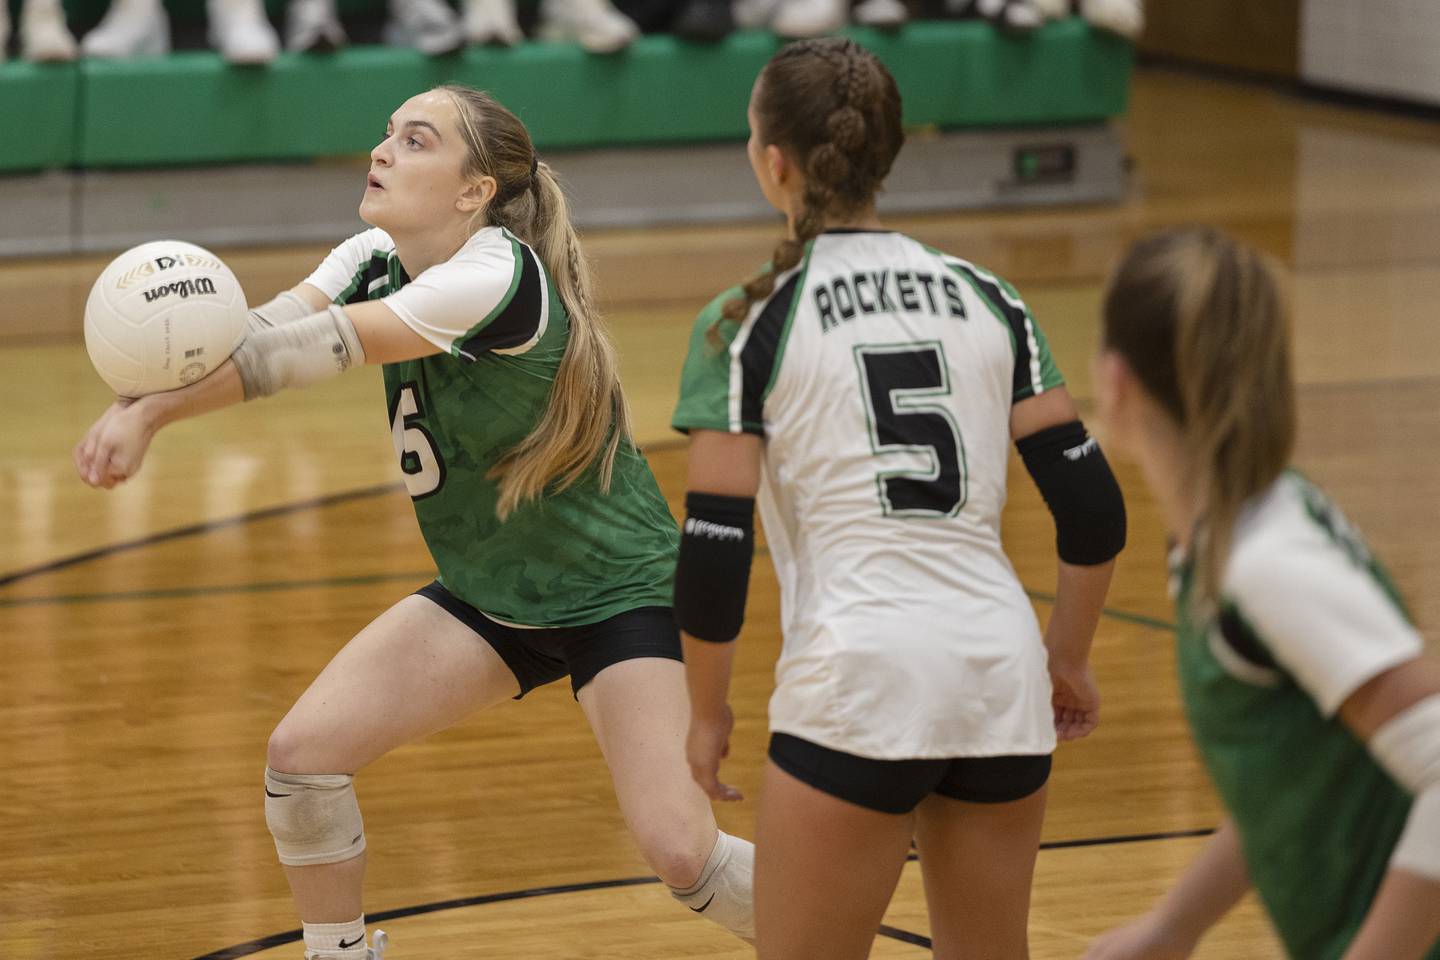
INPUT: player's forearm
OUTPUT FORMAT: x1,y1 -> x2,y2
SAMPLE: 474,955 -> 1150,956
1343,868 -> 1440,960
1149,820 -> 1252,948
1044,558 -> 1114,668
139,359 -> 246,432
683,633 -> 736,719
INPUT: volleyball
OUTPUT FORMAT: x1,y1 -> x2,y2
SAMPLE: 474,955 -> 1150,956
84,240 -> 249,397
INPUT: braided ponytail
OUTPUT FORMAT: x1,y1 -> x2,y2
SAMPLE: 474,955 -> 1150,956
720,39 -> 904,326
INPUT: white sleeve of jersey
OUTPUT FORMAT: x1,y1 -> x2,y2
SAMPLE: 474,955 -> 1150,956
301,228 -> 392,302
1225,531 -> 1423,716
381,239 -> 523,358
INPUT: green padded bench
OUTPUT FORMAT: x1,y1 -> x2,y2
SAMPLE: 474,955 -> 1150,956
1,18 -> 1131,171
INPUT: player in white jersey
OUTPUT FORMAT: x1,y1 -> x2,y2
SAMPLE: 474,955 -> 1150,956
670,39 -> 1127,959
75,86 -> 755,958
1085,229 -> 1440,959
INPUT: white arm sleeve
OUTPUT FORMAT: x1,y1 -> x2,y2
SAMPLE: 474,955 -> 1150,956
1226,529 -> 1423,716
246,290 -> 314,335
231,306 -> 367,400
1369,695 -> 1440,880
301,228 -> 396,304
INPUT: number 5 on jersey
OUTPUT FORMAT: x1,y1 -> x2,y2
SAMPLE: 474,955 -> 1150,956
390,382 -> 445,499
854,342 -> 968,518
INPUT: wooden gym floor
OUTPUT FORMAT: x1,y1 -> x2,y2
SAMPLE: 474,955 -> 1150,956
3,66 -> 1439,959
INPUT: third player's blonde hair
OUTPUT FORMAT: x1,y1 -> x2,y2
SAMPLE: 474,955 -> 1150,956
1102,227 -> 1295,605
437,84 -> 631,520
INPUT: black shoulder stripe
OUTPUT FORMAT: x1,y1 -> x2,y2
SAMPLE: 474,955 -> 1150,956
344,254 -> 390,306
460,243 -> 544,356
1217,605 -> 1280,672
952,264 -> 1033,399
738,271 -> 803,432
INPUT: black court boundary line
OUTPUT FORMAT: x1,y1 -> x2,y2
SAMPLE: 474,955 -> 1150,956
0,571 -> 438,608
190,828 -> 1215,959
0,482 -> 403,589
0,439 -> 689,589
0,570 -> 1179,633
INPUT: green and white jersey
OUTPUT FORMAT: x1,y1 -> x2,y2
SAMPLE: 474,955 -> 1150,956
673,230 -> 1064,759
305,226 -> 678,627
1172,471 -> 1436,960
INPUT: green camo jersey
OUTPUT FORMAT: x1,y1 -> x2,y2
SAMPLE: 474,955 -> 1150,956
304,226 -> 678,626
1172,471 -> 1436,960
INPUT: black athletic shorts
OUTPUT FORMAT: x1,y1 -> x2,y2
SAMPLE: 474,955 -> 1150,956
416,581 -> 683,699
768,732 -> 1052,815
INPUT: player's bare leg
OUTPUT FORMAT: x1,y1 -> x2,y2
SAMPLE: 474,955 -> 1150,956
579,657 -> 755,941
265,594 -> 520,940
753,760 -> 914,959
913,786 -> 1048,960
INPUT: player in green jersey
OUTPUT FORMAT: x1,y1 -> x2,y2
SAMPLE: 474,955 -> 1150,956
74,85 -> 753,958
1085,227 -> 1440,960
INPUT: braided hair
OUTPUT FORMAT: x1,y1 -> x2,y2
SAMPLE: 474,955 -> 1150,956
721,39 -> 905,323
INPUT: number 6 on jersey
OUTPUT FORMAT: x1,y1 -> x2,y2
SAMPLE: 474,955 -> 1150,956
390,382 -> 445,499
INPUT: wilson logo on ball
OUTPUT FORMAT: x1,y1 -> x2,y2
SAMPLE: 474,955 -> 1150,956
142,278 -> 219,303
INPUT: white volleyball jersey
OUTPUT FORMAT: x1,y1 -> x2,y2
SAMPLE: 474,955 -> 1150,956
674,230 -> 1064,759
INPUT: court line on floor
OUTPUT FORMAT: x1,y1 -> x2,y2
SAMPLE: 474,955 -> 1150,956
0,482 -> 404,589
0,441 -> 690,589
190,828 -> 1215,959
0,569 -> 1178,634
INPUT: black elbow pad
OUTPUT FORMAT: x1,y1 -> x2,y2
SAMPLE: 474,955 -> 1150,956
674,492 -> 756,642
1016,420 -> 1126,565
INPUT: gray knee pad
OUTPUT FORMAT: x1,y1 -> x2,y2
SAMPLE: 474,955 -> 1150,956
669,831 -> 755,942
264,767 -> 367,867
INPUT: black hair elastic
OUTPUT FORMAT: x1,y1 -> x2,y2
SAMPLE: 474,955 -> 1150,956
530,154 -> 539,178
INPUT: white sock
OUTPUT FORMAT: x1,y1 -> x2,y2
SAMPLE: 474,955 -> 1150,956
302,916 -> 368,958
668,831 -> 755,942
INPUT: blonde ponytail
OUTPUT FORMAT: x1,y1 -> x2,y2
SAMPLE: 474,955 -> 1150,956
438,84 -> 632,520
487,161 -> 631,519
1103,228 -> 1295,604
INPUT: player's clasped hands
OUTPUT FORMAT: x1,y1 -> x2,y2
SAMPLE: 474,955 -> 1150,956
686,702 -> 744,802
74,396 -> 156,489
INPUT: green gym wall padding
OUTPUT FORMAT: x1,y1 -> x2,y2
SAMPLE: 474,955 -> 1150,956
0,19 -> 1132,172
0,61 -> 78,169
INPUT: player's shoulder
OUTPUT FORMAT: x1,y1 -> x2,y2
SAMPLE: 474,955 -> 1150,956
446,225 -> 525,269
1224,472 -> 1352,601
346,226 -> 396,255
410,227 -> 536,300
920,243 -> 1024,300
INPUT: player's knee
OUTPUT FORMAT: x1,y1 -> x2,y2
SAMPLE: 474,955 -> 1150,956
631,824 -> 711,887
263,766 -> 367,866
265,717 -> 327,773
266,718 -> 305,770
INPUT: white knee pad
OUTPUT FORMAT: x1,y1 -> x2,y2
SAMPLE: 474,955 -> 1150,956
264,767 -> 367,867
669,831 -> 755,943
